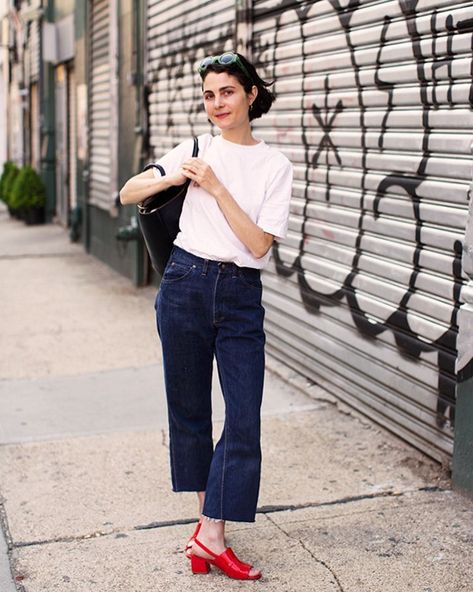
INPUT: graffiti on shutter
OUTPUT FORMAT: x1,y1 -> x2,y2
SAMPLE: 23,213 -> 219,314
146,0 -> 236,157
250,0 -> 473,462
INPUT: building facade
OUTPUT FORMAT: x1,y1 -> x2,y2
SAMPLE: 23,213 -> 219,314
2,0 -> 473,491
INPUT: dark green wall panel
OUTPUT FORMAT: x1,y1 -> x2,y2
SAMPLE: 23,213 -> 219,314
453,378 -> 473,497
88,205 -> 137,280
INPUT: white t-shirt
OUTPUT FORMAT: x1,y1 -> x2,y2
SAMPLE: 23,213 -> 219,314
153,133 -> 293,269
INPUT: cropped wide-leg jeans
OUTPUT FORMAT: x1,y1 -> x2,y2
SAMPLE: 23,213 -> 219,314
156,246 -> 265,522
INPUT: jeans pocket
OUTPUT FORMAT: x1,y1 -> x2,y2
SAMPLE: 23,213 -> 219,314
162,260 -> 196,283
237,269 -> 262,290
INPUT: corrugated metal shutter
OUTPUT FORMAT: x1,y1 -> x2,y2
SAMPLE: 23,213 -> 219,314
89,0 -> 113,209
146,0 -> 236,158
29,19 -> 40,82
9,65 -> 24,163
252,0 -> 472,463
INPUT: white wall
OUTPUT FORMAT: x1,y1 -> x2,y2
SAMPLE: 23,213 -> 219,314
0,1 -> 9,19
0,4 -> 9,171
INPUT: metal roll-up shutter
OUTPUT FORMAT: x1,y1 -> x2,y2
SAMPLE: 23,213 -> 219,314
146,0 -> 236,158
0,61 -> 6,168
29,19 -> 40,82
28,18 -> 40,170
89,0 -> 113,209
252,0 -> 473,464
9,65 -> 24,163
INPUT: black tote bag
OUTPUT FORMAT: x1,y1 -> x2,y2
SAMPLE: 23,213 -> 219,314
137,137 -> 198,276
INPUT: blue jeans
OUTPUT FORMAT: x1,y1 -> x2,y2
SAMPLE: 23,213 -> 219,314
156,246 -> 265,522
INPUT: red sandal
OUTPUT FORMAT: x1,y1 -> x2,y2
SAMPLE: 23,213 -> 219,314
190,537 -> 261,580
184,521 -> 202,559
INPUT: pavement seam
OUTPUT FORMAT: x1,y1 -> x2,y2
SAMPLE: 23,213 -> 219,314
0,253 -> 82,261
8,486 -> 448,551
10,518 -> 200,550
264,512 -> 345,591
254,485 -> 446,516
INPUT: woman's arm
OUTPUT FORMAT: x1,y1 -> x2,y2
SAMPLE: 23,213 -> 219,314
119,169 -> 187,205
181,158 -> 274,259
213,185 -> 274,258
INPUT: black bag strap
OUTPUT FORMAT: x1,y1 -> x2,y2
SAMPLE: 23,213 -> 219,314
191,136 -> 199,157
143,137 -> 198,176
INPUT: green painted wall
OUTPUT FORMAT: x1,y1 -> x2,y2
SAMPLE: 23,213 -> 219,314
40,1 -> 56,222
73,0 -> 88,247
453,377 -> 473,498
116,0 -> 147,285
118,0 -> 135,190
88,205 -> 139,279
83,0 -> 146,285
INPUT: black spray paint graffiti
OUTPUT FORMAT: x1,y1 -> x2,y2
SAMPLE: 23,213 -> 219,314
145,14 -> 234,148
146,1 -> 472,429
252,0 -> 473,429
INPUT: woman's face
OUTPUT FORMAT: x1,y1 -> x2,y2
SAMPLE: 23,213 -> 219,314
202,71 -> 256,131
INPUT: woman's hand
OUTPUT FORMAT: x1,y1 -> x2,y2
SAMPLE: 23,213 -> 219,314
181,158 -> 273,258
180,157 -> 273,259
180,158 -> 223,196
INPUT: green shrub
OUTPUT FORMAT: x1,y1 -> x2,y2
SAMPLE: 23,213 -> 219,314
0,161 -> 16,203
1,162 -> 20,207
10,165 -> 46,210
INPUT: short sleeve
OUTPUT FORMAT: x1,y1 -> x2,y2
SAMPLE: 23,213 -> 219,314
256,157 -> 293,239
151,138 -> 195,179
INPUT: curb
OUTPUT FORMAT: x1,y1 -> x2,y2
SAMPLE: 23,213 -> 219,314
0,512 -> 17,592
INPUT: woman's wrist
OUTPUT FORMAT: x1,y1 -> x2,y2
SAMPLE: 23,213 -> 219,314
213,183 -> 229,202
121,175 -> 174,205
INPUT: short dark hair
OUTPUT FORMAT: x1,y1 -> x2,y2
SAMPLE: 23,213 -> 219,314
200,53 -> 275,121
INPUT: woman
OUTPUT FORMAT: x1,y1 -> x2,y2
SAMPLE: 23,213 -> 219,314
120,52 -> 293,580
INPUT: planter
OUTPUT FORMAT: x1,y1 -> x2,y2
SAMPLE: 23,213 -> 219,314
9,207 -> 23,220
24,206 -> 45,225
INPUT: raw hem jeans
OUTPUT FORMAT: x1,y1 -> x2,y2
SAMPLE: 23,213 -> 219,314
156,246 -> 265,523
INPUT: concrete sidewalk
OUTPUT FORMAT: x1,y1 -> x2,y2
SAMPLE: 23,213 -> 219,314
0,205 -> 471,592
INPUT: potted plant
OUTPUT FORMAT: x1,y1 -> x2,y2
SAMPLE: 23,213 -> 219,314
0,162 -> 21,218
10,165 -> 46,224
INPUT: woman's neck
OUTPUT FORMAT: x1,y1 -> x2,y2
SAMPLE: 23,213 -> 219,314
221,126 -> 258,146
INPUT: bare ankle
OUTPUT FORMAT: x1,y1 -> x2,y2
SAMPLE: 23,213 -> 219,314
198,517 -> 225,545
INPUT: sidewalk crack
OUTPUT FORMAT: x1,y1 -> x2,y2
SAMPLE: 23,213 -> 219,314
12,530 -> 120,549
265,513 -> 345,592
256,485 -> 446,515
7,486 -> 448,551
0,253 -> 81,261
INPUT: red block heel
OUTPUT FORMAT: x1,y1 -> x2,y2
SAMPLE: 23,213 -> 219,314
190,537 -> 261,580
190,554 -> 210,574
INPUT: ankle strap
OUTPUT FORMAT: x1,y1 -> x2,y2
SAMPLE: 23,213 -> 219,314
193,537 -> 217,559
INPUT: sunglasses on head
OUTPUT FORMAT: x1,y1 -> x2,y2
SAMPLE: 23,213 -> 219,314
197,52 -> 252,82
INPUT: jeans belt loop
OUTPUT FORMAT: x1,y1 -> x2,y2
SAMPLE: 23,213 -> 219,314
202,259 -> 209,276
